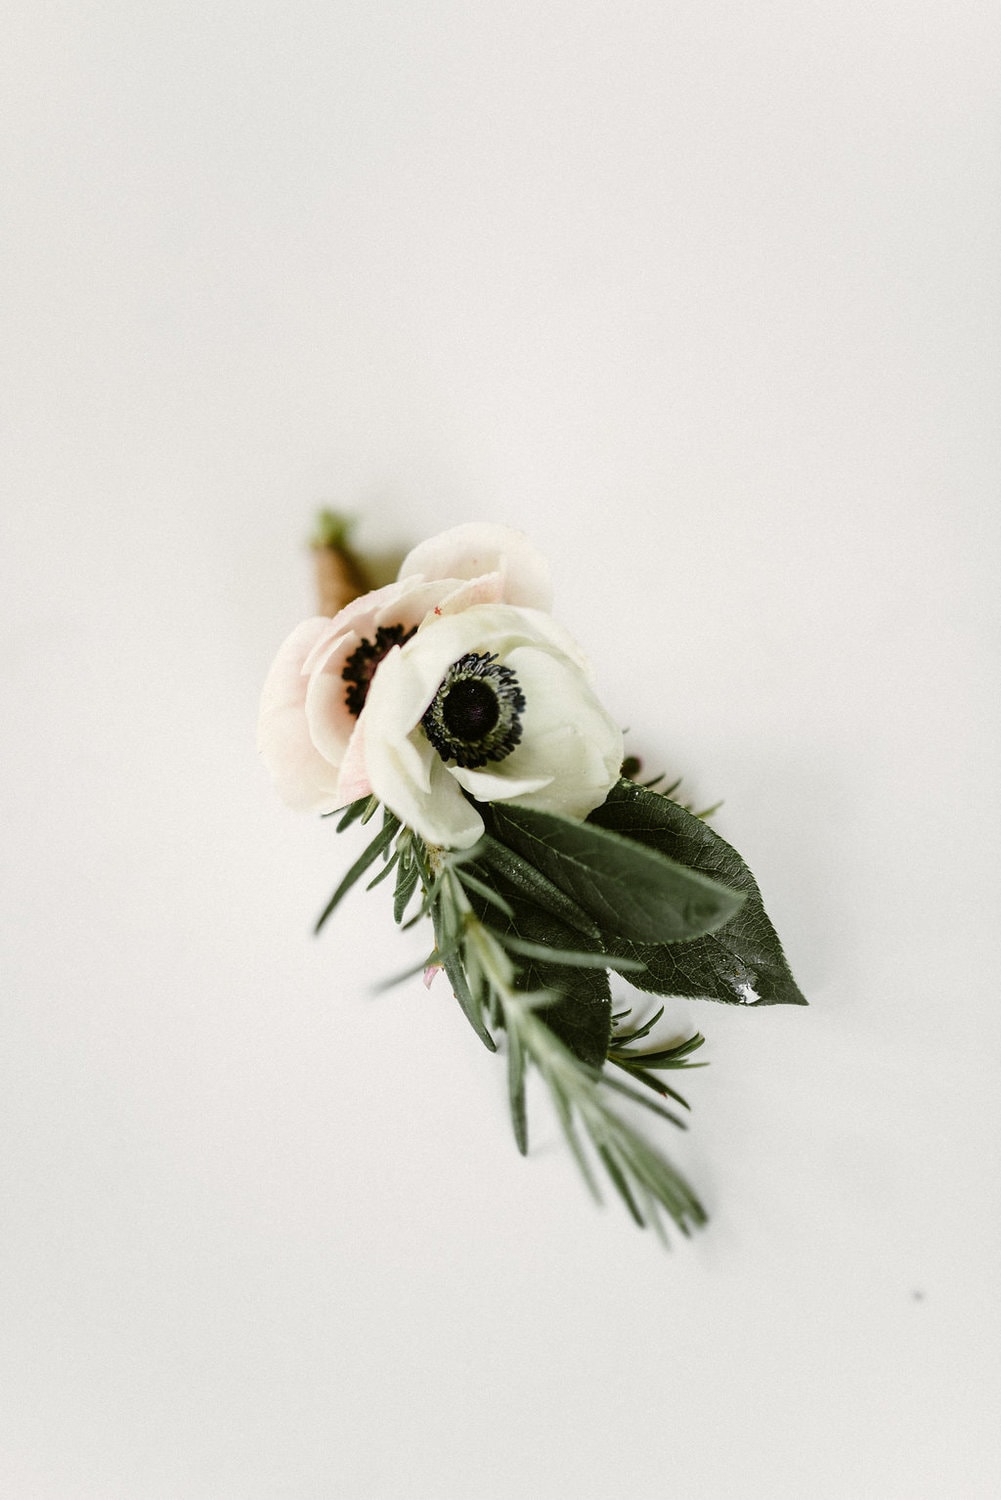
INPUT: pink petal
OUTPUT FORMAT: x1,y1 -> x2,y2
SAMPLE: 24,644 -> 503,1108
300,580 -> 410,675
257,618 -> 344,813
334,716 -> 373,806
399,523 -> 553,611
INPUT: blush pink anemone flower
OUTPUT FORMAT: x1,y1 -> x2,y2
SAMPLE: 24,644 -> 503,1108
258,522 -> 623,848
257,524 -> 554,816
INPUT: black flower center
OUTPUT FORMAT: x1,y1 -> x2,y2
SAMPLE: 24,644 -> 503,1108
441,677 -> 500,740
342,623 -> 416,717
422,652 -> 525,770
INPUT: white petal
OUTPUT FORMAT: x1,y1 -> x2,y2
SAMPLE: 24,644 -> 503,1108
401,604 -> 588,696
358,600 -> 618,847
474,645 -> 623,819
362,645 -> 486,847
450,764 -> 553,801
399,523 -> 553,611
369,722 -> 483,848
257,618 -> 344,813
420,754 -> 485,848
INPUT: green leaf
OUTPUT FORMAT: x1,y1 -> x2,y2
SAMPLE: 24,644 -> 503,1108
609,1027 -> 706,1069
502,998 -> 707,1238
542,983 -> 613,1071
392,854 -> 420,925
461,863 -> 613,1070
611,1005 -> 665,1046
494,932 -> 644,973
365,844 -> 400,891
590,779 -> 808,1007
454,867 -> 516,919
597,1144 -> 646,1226
440,947 -> 496,1052
603,1068 -> 690,1123
475,835 -> 602,939
487,803 -> 745,944
314,811 -> 401,934
507,1023 -> 528,1155
331,794 -> 376,832
422,865 -> 497,1051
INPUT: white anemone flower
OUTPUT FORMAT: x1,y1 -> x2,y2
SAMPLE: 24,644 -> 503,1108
362,603 -> 624,849
258,524 -> 553,813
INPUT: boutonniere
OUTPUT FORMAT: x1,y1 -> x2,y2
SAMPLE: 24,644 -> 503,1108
259,516 -> 806,1240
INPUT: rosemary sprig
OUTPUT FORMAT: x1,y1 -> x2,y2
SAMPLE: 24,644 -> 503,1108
423,859 -> 706,1240
314,804 -> 717,1239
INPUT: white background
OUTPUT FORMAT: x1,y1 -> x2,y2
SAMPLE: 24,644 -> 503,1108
2,3 -> 999,1497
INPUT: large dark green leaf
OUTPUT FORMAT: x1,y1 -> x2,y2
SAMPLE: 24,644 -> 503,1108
539,979 -> 613,1071
589,780 -> 807,1008
475,835 -> 601,939
459,861 -> 613,1069
485,804 -> 745,944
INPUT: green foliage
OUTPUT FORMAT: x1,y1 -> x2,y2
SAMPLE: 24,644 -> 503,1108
313,774 -> 807,1238
392,837 -> 421,924
474,835 -> 601,939
501,994 -> 707,1238
429,861 -> 706,1239
314,807 -> 400,934
607,1011 -> 708,1118
590,780 -> 808,1007
457,857 -> 613,1070
486,803 -> 745,943
330,794 -> 374,831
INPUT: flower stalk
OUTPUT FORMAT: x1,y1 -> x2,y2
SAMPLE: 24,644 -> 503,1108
310,509 -> 370,617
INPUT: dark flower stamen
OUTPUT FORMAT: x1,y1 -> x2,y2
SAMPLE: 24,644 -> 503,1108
442,678 -> 501,740
422,652 -> 525,770
342,623 -> 416,716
